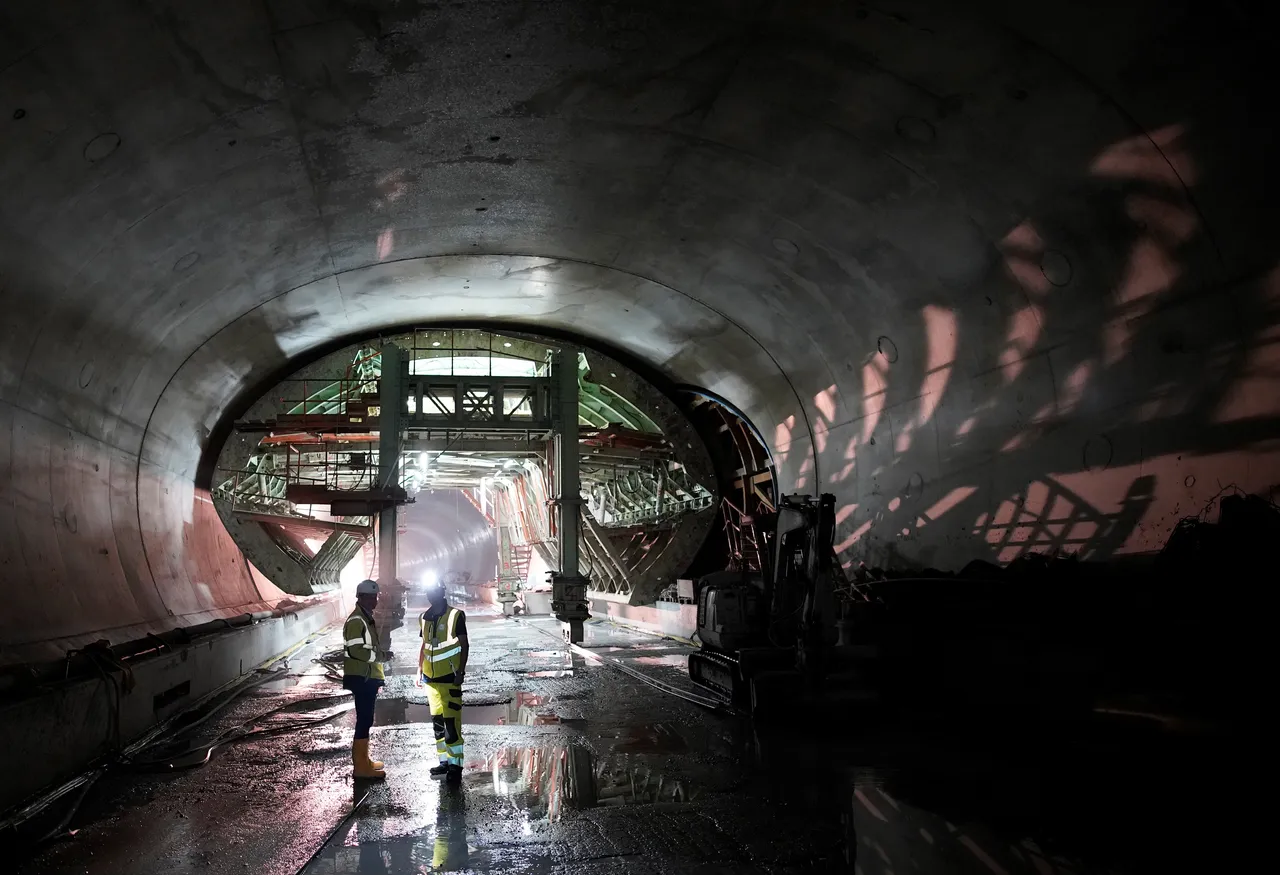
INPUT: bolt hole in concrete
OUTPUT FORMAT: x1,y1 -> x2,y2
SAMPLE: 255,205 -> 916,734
83,132 -> 121,162
1082,434 -> 1114,470
877,335 -> 899,363
1040,249 -> 1073,286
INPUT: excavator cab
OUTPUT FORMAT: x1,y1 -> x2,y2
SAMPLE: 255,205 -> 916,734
689,494 -> 842,708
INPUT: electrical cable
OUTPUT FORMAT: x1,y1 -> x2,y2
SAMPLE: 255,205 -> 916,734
2,655 -> 346,848
0,665 -> 280,840
125,696 -> 353,771
158,666 -> 290,742
582,644 -> 729,713
313,648 -> 346,681
30,769 -> 104,845
518,618 -> 729,714
25,693 -> 353,844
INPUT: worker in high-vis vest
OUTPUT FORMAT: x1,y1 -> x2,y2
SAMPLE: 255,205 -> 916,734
417,581 -> 469,784
344,579 -> 392,780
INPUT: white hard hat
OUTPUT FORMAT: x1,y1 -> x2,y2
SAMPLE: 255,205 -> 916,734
355,579 -> 379,596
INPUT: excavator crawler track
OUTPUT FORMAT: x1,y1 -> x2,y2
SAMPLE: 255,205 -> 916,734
688,649 -> 741,704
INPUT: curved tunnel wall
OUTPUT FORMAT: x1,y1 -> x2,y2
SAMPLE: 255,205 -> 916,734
2,0 -> 1277,661
397,491 -> 498,593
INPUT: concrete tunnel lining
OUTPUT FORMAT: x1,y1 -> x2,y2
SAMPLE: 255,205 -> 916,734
3,0 -> 1279,664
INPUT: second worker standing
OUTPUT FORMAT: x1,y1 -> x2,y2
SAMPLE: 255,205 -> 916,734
417,581 -> 469,785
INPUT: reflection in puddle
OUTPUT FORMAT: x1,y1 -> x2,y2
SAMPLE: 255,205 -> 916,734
375,692 -> 567,727
469,744 -> 699,822
631,654 -> 688,669
488,648 -> 575,678
526,650 -> 568,659
303,792 -> 511,874
595,721 -> 688,753
515,649 -> 574,677
256,677 -> 301,691
256,673 -> 331,692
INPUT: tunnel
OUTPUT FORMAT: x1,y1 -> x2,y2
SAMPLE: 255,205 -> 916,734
1,1 -> 1273,872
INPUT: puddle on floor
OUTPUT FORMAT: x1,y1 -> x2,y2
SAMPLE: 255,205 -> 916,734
628,654 -> 688,669
512,648 -> 574,677
375,692 -> 573,727
256,673 -> 331,692
592,721 -> 690,753
526,649 -> 569,660
465,742 -> 701,822
482,648 -> 576,678
301,794 -> 545,875
256,677 -> 301,691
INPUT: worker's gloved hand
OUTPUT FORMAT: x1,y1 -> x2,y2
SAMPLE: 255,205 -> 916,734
454,671 -> 465,686
380,649 -> 394,661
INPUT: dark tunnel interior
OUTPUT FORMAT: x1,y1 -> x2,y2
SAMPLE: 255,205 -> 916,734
397,490 -> 498,591
0,0 -> 1274,871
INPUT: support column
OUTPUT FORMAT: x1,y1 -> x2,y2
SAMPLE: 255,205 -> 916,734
377,343 -> 406,591
495,485 -> 521,615
550,346 -> 589,642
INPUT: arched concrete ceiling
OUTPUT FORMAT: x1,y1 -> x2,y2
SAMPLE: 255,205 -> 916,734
2,0 -> 1276,659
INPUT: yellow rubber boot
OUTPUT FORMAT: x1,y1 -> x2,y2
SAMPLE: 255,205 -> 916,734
353,739 -> 385,779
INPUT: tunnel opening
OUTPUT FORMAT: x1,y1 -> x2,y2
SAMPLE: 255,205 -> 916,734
209,327 -> 756,610
0,0 -> 1273,862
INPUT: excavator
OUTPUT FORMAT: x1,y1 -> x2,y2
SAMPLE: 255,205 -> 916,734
688,493 -> 877,710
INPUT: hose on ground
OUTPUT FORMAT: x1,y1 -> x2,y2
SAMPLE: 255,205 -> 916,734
154,665 -> 291,743
3,661 -> 346,847
0,665 -> 282,841
124,696 -> 353,771
313,648 -> 345,681
30,770 -> 104,846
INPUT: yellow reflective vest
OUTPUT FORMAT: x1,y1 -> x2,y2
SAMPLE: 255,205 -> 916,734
420,607 -> 464,680
343,606 -> 385,680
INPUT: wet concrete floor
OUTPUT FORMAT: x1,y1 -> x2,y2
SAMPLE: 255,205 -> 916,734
13,599 -> 1237,874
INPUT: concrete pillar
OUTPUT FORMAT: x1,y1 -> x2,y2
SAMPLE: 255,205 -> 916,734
550,346 -> 589,642
377,343 -> 406,589
495,485 -> 521,614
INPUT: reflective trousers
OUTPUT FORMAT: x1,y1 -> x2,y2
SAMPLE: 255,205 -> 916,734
424,680 -> 464,766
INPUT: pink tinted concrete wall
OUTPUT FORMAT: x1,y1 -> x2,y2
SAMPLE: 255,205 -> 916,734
0,403 -> 303,665
592,600 -> 699,643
